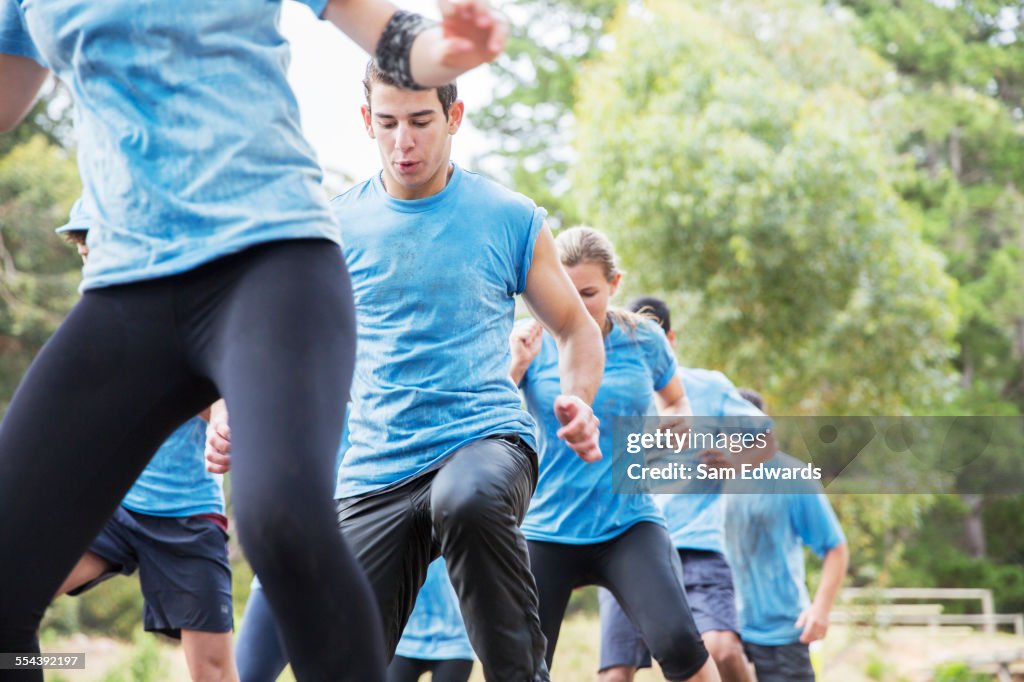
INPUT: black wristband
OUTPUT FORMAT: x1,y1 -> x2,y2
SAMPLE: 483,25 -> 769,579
375,10 -> 435,91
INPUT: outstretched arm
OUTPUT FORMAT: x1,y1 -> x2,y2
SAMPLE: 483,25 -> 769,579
323,0 -> 506,87
0,54 -> 48,132
521,226 -> 604,462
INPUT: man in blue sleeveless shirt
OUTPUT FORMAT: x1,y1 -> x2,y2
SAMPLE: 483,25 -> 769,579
207,62 -> 605,681
725,389 -> 848,682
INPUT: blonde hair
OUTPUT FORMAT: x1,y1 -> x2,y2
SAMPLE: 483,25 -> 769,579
555,226 -> 643,332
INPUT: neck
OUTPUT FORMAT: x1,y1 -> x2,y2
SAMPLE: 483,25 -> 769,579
384,162 -> 454,201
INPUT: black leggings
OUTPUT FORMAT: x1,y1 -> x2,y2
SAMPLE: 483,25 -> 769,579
527,522 -> 709,681
386,656 -> 473,682
0,240 -> 384,681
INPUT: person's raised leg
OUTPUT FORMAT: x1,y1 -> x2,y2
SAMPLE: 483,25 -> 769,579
195,241 -> 383,681
55,552 -> 115,598
701,631 -> 750,682
181,631 -> 239,682
598,524 -> 719,682
430,437 -> 549,680
0,286 -> 215,671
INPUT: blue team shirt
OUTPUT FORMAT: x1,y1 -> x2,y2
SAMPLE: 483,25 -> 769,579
655,368 -> 771,554
723,453 -> 846,645
122,416 -> 225,518
395,558 -> 475,661
1,0 -> 339,291
520,318 -> 675,543
332,165 -> 543,498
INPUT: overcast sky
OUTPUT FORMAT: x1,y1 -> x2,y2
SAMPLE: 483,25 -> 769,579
281,1 -> 499,190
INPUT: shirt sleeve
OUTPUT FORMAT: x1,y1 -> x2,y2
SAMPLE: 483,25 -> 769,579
515,205 -> 547,295
289,0 -> 329,19
789,491 -> 846,558
0,0 -> 45,65
643,321 -> 678,392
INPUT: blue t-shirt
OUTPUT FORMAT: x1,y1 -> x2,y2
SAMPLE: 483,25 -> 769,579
723,453 -> 846,645
2,0 -> 339,291
395,557 -> 475,662
520,317 -> 675,544
655,368 -> 771,554
122,416 -> 225,518
332,165 -> 543,498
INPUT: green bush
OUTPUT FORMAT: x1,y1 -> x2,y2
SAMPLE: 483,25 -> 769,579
77,576 -> 145,640
933,662 -> 989,682
100,632 -> 166,682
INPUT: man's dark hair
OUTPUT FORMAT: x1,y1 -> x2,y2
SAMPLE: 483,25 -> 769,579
363,60 -> 458,119
628,296 -> 671,334
738,388 -> 764,412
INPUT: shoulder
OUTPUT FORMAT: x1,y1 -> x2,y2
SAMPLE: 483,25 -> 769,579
329,176 -> 378,215
632,317 -> 671,352
459,167 -> 538,215
679,367 -> 735,392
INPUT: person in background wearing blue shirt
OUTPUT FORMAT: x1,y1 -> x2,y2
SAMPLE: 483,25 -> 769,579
0,0 -> 508,677
55,224 -> 236,682
511,228 -> 720,682
388,557 -> 475,682
205,60 -> 605,682
724,389 -> 849,682
597,296 -> 774,682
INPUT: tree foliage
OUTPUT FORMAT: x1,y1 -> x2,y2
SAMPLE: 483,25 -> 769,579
572,0 -> 958,415
0,134 -> 81,413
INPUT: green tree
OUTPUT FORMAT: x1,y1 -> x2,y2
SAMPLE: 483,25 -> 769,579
0,134 -> 82,414
572,0 -> 958,416
472,0 -> 621,225
839,0 -> 1024,558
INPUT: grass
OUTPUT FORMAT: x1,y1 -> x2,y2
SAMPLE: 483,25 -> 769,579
40,619 -> 1024,681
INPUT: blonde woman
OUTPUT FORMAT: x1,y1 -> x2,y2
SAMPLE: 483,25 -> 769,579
511,227 -> 721,682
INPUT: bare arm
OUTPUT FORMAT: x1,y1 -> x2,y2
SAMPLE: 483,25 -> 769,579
797,542 -> 849,644
522,226 -> 603,404
0,54 -> 48,133
654,375 -> 692,417
521,225 -> 604,461
323,0 -> 506,87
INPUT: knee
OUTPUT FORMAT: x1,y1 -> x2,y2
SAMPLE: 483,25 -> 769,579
704,631 -> 745,669
431,479 -> 504,533
598,666 -> 635,682
187,642 -> 239,682
191,659 -> 239,682
649,627 -> 707,681
234,501 -> 315,572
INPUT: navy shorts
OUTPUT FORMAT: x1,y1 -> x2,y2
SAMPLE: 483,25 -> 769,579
743,642 -> 814,681
69,506 -> 233,638
598,549 -> 739,671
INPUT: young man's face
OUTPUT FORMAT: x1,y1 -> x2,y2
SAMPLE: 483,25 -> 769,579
362,83 -> 464,201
